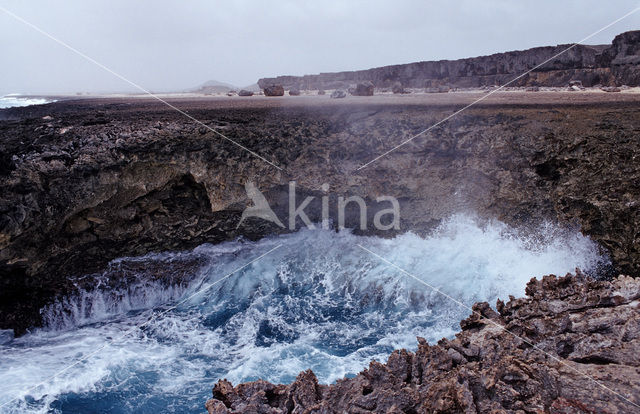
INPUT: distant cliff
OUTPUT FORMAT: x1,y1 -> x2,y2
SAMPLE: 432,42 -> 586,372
258,31 -> 640,90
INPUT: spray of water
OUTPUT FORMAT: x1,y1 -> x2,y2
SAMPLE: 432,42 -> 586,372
0,214 -> 607,414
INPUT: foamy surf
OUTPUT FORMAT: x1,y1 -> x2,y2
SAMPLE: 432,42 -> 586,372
0,94 -> 54,109
0,214 -> 607,413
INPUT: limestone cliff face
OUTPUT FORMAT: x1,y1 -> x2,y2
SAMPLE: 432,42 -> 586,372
205,273 -> 640,413
258,31 -> 640,90
2,94 -> 640,334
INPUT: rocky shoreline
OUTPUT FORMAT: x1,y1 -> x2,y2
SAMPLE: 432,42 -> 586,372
1,92 -> 640,412
2,93 -> 640,334
205,272 -> 640,413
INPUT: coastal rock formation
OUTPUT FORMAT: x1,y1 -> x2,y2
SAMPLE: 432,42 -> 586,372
1,94 -> 640,333
206,272 -> 640,413
350,81 -> 374,96
264,84 -> 285,96
258,31 -> 640,91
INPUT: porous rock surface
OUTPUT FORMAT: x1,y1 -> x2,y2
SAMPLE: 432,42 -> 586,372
2,94 -> 640,333
206,273 -> 640,413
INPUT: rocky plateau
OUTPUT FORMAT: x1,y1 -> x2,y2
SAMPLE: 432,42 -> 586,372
258,31 -> 640,91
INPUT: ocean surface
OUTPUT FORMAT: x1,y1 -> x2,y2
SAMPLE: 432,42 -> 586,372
0,214 -> 607,413
0,94 -> 54,109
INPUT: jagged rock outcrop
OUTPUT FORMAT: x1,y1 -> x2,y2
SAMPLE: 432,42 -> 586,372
206,273 -> 640,413
2,93 -> 640,334
258,31 -> 640,91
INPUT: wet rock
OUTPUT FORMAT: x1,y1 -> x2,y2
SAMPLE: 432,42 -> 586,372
2,95 -> 640,334
206,274 -> 640,413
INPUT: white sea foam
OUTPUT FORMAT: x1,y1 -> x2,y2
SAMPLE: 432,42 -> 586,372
0,214 -> 607,413
0,95 -> 54,109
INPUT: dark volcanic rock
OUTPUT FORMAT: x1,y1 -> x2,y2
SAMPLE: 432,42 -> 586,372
206,273 -> 640,413
237,90 -> 254,97
2,95 -> 640,333
350,81 -> 374,96
258,31 -> 640,91
263,84 -> 285,96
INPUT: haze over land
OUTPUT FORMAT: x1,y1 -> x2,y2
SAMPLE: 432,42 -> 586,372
1,0 -> 640,96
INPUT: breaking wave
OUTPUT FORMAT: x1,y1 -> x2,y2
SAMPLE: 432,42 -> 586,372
0,214 -> 607,413
0,94 -> 54,109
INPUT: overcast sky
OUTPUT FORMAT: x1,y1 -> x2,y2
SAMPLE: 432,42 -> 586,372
1,0 -> 639,95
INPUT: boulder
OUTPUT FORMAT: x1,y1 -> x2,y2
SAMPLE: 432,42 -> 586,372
237,90 -> 253,97
288,88 -> 300,96
350,81 -> 374,96
330,90 -> 346,99
317,89 -> 326,95
391,82 -> 408,94
263,84 -> 285,97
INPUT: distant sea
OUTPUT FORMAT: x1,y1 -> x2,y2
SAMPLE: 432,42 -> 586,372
0,94 -> 55,109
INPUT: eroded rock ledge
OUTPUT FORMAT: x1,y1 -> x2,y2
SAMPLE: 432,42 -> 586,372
206,273 -> 640,413
2,95 -> 640,333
